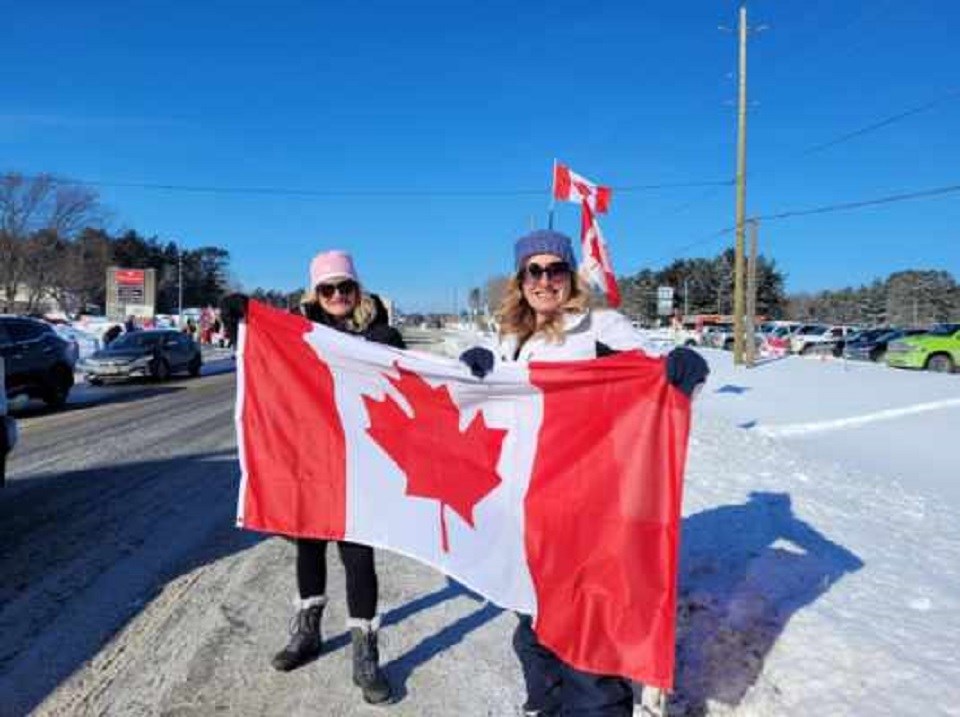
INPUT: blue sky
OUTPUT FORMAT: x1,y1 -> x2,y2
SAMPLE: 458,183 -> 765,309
2,1 -> 958,311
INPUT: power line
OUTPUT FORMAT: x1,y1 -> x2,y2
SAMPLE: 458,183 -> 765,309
755,183 -> 960,222
23,173 -> 729,199
666,181 -> 960,259
793,88 -> 960,159
655,87 -> 959,220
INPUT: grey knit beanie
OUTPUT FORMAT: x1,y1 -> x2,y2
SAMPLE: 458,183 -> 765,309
514,230 -> 576,270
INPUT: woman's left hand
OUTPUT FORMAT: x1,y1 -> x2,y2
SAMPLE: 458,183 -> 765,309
459,347 -> 495,379
666,347 -> 709,398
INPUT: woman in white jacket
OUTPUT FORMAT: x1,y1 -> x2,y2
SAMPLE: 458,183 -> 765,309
460,229 -> 708,716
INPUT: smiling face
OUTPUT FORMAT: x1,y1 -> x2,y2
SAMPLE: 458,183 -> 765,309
316,277 -> 359,318
520,253 -> 573,322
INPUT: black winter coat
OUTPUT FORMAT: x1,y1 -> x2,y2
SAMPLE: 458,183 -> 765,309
301,293 -> 406,350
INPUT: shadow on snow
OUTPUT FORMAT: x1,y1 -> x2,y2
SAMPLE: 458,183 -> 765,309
671,491 -> 863,715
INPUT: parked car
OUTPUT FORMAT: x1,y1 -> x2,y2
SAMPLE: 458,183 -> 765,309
790,324 -> 858,356
52,325 -> 102,363
1,356 -> 17,488
80,329 -> 202,384
0,315 -> 77,408
843,328 -> 927,362
700,323 -> 733,349
670,321 -> 702,347
886,323 -> 960,373
760,323 -> 802,356
759,320 -> 801,338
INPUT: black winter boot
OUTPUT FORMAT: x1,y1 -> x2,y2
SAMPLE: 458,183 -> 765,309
271,596 -> 326,672
350,618 -> 391,704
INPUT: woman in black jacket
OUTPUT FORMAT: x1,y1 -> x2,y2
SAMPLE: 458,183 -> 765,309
221,250 -> 403,705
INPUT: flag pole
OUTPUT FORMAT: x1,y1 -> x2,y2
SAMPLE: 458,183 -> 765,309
548,158 -> 557,229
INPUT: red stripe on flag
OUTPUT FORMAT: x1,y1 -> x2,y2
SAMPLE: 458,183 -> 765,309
553,163 -> 572,201
603,268 -> 622,308
239,301 -> 348,539
595,186 -> 612,214
525,352 -> 690,689
579,201 -> 621,307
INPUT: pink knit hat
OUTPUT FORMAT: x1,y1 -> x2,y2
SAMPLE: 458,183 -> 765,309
309,250 -> 359,288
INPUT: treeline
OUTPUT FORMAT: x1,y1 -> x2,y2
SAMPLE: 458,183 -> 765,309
786,270 -> 959,326
618,248 -> 787,323
0,173 -> 232,314
472,248 -> 958,328
473,248 -> 787,323
246,288 -> 303,311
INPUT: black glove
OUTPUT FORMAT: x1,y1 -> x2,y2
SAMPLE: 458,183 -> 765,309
366,324 -> 407,350
459,347 -> 495,379
666,347 -> 709,398
219,293 -> 249,343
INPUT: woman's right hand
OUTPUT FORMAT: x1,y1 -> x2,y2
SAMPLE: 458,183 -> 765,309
459,347 -> 495,379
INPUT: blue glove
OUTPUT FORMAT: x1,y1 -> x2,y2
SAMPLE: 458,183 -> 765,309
459,347 -> 495,379
666,347 -> 709,398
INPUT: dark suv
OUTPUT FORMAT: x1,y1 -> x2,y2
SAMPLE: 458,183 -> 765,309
0,316 -> 77,408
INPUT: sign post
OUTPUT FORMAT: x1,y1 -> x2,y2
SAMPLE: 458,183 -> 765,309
106,267 -> 156,320
656,286 -> 675,319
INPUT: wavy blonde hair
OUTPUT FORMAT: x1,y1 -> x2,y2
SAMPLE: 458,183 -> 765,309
496,271 -> 591,345
301,285 -> 377,333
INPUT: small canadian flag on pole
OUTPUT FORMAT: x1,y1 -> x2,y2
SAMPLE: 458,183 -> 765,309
235,301 -> 692,689
552,161 -> 621,307
553,161 -> 612,213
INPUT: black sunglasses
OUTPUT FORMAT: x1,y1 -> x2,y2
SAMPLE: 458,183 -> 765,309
521,261 -> 571,283
317,279 -> 358,298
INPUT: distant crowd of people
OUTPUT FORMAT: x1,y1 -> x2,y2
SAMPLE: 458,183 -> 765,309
96,308 -> 230,348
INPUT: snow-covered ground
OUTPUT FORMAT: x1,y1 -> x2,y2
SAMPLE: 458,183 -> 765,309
6,335 -> 959,716
435,332 -> 960,714
675,349 -> 960,716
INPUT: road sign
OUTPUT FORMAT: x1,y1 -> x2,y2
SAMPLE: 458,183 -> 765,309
656,286 -> 674,316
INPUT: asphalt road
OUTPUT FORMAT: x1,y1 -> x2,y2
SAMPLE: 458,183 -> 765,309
0,348 -> 527,716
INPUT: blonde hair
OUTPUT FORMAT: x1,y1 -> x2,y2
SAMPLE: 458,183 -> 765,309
496,271 -> 591,346
301,285 -> 377,333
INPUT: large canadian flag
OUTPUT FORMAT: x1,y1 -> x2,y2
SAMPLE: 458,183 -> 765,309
235,301 -> 691,688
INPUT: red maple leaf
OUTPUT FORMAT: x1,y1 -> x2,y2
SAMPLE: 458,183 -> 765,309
362,364 -> 507,553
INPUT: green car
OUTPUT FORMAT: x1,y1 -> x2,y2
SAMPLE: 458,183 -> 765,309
885,323 -> 960,373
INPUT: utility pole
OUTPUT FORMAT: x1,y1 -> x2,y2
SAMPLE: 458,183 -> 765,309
732,4 -> 749,366
683,276 -> 689,318
177,245 -> 183,326
745,220 -> 759,366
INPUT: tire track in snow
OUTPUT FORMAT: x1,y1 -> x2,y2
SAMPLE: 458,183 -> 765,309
756,397 -> 960,438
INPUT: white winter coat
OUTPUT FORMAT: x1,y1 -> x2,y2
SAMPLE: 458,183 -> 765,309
494,309 -> 662,363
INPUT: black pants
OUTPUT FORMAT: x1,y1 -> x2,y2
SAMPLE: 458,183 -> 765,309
513,615 -> 633,716
296,538 -> 377,620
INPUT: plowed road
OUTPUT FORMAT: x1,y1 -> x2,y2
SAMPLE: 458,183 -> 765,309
0,360 -> 524,717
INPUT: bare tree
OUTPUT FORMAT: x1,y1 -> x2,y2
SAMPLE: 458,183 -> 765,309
484,274 -> 511,316
53,228 -> 112,313
0,173 -> 101,311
